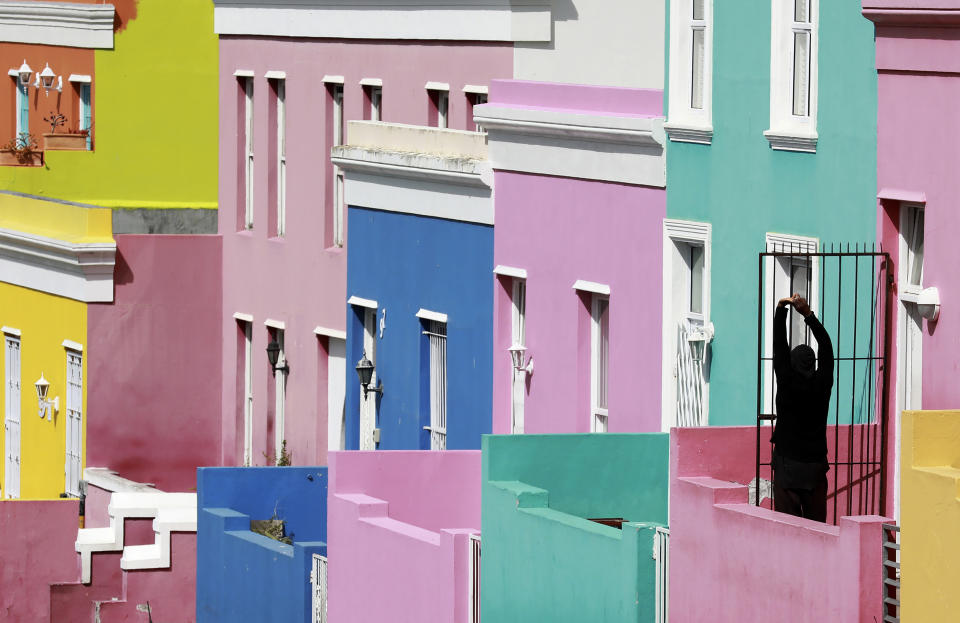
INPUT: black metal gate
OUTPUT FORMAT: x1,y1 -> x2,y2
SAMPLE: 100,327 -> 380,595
755,243 -> 893,524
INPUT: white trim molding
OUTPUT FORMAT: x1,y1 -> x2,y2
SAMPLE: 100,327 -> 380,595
264,70 -> 286,80
233,69 -> 255,78
765,0 -> 819,153
322,75 -> 345,84
463,84 -> 489,95
493,265 -> 527,279
212,0 -> 551,42
62,339 -> 83,352
0,228 -> 115,302
572,280 -> 611,296
474,104 -> 666,187
314,325 -> 347,340
425,81 -> 450,92
665,0 -> 714,145
67,74 -> 92,84
264,318 -> 286,330
765,232 -> 818,253
348,296 -> 378,310
0,2 -> 115,49
359,77 -> 382,87
1,327 -> 21,337
232,312 -> 254,322
416,308 -> 448,323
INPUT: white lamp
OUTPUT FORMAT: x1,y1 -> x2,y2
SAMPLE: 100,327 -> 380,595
16,60 -> 32,90
917,287 -> 940,322
34,373 -> 59,421
38,63 -> 61,95
508,343 -> 534,375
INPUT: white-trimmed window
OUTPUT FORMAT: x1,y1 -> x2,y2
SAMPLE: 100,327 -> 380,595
237,318 -> 253,465
662,220 -> 712,430
328,81 -> 345,247
426,82 -> 450,129
423,318 -> 448,450
665,0 -> 713,144
361,79 -> 383,122
765,0 -> 819,152
349,297 -> 379,451
591,295 -> 610,433
241,75 -> 254,229
269,326 -> 287,464
464,85 -> 488,132
14,73 -> 28,139
64,345 -> 83,497
511,278 -> 526,434
275,78 -> 286,236
68,75 -> 93,151
4,330 -> 21,499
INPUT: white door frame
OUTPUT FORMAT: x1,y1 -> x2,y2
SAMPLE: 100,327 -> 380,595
4,333 -> 21,499
359,308 -> 377,450
65,348 -> 83,497
242,321 -> 253,465
510,278 -> 526,434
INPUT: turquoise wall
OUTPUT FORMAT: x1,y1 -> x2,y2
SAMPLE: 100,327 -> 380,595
481,434 -> 669,622
665,1 -> 878,426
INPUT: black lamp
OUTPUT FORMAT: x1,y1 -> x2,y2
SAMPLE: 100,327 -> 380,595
266,339 -> 289,376
355,352 -> 382,398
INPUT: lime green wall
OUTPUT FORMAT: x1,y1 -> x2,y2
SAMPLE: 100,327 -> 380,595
481,434 -> 669,622
0,0 -> 218,210
665,1 -> 878,425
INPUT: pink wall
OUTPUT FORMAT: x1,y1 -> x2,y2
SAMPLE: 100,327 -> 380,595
88,235 -> 223,492
670,428 -> 889,622
327,451 -> 480,623
218,38 -> 512,467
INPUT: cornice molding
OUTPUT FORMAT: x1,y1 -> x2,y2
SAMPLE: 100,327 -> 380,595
862,6 -> 960,26
764,130 -> 818,154
213,0 -> 551,42
0,228 -> 116,302
332,148 -> 491,189
663,122 -> 714,145
0,2 -> 115,49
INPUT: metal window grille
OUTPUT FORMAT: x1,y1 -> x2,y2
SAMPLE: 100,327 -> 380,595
424,321 -> 447,450
653,527 -> 670,623
65,351 -> 83,497
311,554 -> 328,623
756,243 -> 892,524
4,336 -> 21,499
470,534 -> 481,623
882,523 -> 900,622
676,321 -> 706,427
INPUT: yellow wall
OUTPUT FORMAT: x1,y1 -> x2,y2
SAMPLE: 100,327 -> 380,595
900,409 -> 960,621
0,283 -> 86,500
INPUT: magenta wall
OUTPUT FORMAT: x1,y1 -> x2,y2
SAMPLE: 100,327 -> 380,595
327,451 -> 480,623
88,235 -> 222,491
218,37 -> 512,467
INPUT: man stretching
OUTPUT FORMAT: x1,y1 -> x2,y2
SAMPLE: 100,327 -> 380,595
771,293 -> 833,522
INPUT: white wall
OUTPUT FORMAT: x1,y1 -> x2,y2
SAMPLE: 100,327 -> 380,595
327,338 -> 346,451
513,0 -> 665,89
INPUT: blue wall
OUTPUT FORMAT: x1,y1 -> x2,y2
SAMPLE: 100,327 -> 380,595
345,207 -> 494,450
196,467 -> 327,623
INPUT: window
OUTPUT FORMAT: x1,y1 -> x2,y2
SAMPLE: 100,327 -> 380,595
328,82 -> 345,247
510,278 -> 526,434
238,319 -> 253,465
591,296 -> 609,433
79,84 -> 92,150
15,74 -> 28,139
4,332 -> 20,499
240,76 -> 254,229
362,80 -> 383,122
765,0 -> 819,152
464,86 -> 488,132
426,83 -> 450,129
270,327 -> 286,464
64,347 -> 82,497
358,306 -> 377,450
423,319 -> 447,450
665,0 -> 713,144
276,79 -> 286,236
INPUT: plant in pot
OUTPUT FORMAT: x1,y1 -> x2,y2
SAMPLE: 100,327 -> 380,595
42,111 -> 87,151
0,133 -> 42,166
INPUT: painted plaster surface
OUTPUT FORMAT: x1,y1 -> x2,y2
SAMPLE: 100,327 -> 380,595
0,282 -> 86,499
345,208 -> 493,450
665,0 -> 878,426
0,0 -> 218,211
899,410 -> 960,621
197,466 -> 328,623
218,37 -> 510,466
0,499 -> 81,621
328,451 -> 480,623
481,434 -> 669,622
492,171 -> 665,434
669,426 -> 887,622
87,235 -> 222,492
513,0 -> 664,89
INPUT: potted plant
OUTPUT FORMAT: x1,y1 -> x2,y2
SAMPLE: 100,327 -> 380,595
0,133 -> 43,166
42,111 -> 87,151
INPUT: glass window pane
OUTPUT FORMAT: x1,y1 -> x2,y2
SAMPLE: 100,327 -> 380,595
909,209 -> 925,286
691,28 -> 705,110
794,0 -> 809,23
597,298 -> 609,410
693,0 -> 704,21
792,31 -> 810,116
689,245 -> 704,315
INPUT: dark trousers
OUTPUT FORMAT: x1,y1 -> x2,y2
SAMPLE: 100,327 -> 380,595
773,473 -> 828,522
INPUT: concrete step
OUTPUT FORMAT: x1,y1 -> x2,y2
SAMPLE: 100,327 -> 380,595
120,543 -> 164,570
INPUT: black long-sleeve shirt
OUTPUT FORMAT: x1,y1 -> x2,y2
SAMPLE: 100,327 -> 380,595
770,307 -> 834,463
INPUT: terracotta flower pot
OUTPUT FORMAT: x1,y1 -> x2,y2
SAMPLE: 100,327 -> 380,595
0,149 -> 43,166
43,133 -> 87,151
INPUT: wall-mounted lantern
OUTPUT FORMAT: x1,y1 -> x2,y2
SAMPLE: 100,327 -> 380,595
34,373 -> 59,421
17,60 -> 32,91
687,323 -> 716,363
918,287 -> 940,322
355,352 -> 383,398
38,63 -> 61,95
266,339 -> 289,376
508,343 -> 534,375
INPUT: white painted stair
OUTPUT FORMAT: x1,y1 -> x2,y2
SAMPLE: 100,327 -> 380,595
75,491 -> 197,583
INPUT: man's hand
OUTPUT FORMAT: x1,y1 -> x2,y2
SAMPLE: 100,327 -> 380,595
792,294 -> 812,318
778,296 -> 793,308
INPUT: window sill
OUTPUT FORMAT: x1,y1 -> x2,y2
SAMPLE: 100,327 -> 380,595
763,129 -> 818,153
664,122 -> 713,145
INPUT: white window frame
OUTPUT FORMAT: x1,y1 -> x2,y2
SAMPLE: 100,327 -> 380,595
510,278 -> 526,434
273,328 -> 286,464
590,295 -> 609,433
331,83 -> 345,247
661,220 -> 712,431
241,320 -> 254,466
423,319 -> 448,450
665,0 -> 714,144
765,0 -> 819,152
4,331 -> 21,499
243,76 -> 254,229
426,83 -> 450,129
359,306 -> 377,450
762,233 -> 820,418
64,346 -> 83,497
370,86 -> 382,122
276,78 -> 287,236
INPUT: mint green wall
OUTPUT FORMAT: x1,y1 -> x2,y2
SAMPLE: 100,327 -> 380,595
665,2 -> 878,425
0,0 -> 218,210
481,434 -> 668,622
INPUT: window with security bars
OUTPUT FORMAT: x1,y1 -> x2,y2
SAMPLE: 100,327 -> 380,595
65,349 -> 83,497
424,320 -> 447,450
4,335 -> 21,499
311,553 -> 328,623
591,296 -> 609,432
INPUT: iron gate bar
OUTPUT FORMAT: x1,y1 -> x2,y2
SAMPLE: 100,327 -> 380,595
755,244 -> 892,525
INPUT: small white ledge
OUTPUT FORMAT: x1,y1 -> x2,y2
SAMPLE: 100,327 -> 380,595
233,69 -> 254,78
572,280 -> 611,296
663,122 -> 714,145
348,296 -> 378,310
264,70 -> 286,80
493,265 -> 527,279
763,130 -> 818,153
67,74 -> 91,84
322,74 -> 345,84
264,318 -> 286,330
314,325 -> 347,340
1,326 -> 20,336
232,312 -> 253,322
61,339 -> 83,352
425,81 -> 450,91
359,77 -> 382,87
416,308 -> 448,323
463,84 -> 488,95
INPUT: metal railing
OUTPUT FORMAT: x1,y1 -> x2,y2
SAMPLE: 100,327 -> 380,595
755,244 -> 892,524
882,524 -> 900,622
653,526 -> 670,623
311,553 -> 328,623
470,534 -> 481,623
